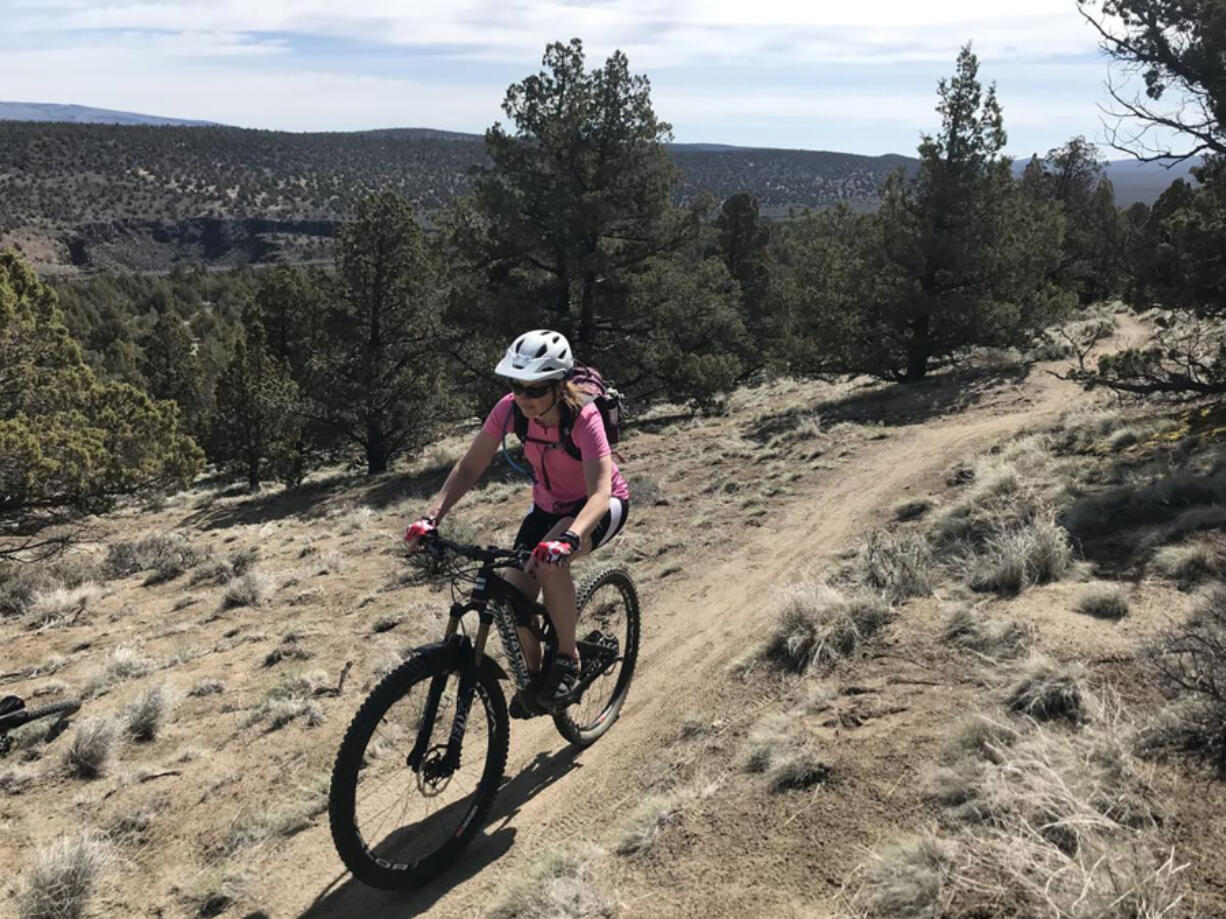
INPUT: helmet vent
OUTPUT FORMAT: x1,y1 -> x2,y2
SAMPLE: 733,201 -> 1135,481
534,344 -> 548,358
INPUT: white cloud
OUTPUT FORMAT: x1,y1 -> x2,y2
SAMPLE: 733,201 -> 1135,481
6,0 -> 1102,65
0,41 -> 498,131
0,0 -> 1120,150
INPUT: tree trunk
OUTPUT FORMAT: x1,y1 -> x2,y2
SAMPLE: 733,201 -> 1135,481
579,271 -> 597,350
905,313 -> 931,382
367,422 -> 387,475
247,452 -> 260,493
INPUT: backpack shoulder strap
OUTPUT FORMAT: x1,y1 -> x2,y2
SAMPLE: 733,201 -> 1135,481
500,401 -> 535,482
559,400 -> 584,462
511,400 -> 529,441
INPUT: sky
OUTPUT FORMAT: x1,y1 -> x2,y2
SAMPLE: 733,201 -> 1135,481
0,0 -> 1149,159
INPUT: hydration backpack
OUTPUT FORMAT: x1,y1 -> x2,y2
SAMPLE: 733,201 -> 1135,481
501,364 -> 624,478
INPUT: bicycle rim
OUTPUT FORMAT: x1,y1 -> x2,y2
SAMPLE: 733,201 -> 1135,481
330,652 -> 507,887
555,566 -> 639,744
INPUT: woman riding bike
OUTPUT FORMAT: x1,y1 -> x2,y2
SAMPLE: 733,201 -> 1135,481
405,329 -> 630,714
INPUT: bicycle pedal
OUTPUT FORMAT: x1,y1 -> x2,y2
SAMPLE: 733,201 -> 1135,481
509,692 -> 545,720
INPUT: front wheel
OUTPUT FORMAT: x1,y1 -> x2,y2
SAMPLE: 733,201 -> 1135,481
553,566 -> 640,746
329,647 -> 509,890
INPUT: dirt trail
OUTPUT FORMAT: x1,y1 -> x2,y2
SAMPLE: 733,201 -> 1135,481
285,321 -> 1150,919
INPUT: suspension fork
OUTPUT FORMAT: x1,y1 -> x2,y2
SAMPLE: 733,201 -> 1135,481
407,571 -> 497,774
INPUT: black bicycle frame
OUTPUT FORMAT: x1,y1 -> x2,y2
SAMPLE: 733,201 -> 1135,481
405,562 -> 540,775
404,557 -> 619,777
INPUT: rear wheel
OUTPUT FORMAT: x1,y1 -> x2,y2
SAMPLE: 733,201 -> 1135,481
329,648 -> 508,890
553,566 -> 640,746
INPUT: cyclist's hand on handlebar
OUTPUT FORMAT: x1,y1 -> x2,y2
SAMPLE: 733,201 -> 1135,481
404,515 -> 437,551
530,530 -> 580,567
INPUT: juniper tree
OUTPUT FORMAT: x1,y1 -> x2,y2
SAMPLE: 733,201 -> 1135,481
0,251 -> 202,554
788,45 -> 1068,382
211,312 -> 301,491
1020,137 -> 1125,302
320,192 -> 456,474
448,38 -> 739,402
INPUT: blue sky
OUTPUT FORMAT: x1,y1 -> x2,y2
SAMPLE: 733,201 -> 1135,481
0,0 -> 1153,159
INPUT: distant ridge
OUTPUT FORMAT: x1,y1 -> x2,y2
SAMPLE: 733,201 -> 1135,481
0,110 -> 1198,271
0,101 -> 218,127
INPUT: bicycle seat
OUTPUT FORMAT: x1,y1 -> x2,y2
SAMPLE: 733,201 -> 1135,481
0,696 -> 25,717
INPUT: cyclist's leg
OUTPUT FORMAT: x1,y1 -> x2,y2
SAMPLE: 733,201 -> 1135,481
537,497 -> 630,668
506,506 -> 563,673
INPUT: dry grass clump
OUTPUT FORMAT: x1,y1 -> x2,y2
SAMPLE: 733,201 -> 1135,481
188,678 -> 225,697
741,712 -> 831,792
108,802 -> 160,845
24,583 -> 102,629
220,569 -> 271,610
941,606 -> 1034,660
887,702 -> 1181,919
965,516 -> 1072,596
123,684 -> 172,742
221,774 -> 328,854
17,832 -> 109,919
83,644 -> 154,698
485,844 -> 613,919
179,863 -> 249,919
63,717 -> 118,779
2,563 -> 53,618
106,532 -> 203,583
856,833 -> 955,919
749,581 -> 892,674
241,670 -> 328,731
1148,540 -> 1221,588
615,793 -> 685,856
1004,655 -> 1089,723
1052,408 -> 1127,454
1,555 -> 101,618
1,764 -> 37,795
854,529 -> 935,602
1076,583 -> 1130,620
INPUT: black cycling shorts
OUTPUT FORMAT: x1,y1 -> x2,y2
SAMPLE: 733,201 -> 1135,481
512,497 -> 630,555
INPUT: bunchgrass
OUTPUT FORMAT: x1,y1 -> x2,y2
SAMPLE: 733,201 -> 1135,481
63,718 -> 118,779
123,684 -> 171,742
17,832 -> 109,919
1076,583 -> 1130,620
749,581 -> 892,675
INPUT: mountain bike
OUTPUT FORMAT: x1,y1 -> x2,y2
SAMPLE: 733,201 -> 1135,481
328,533 -> 640,890
0,695 -> 82,757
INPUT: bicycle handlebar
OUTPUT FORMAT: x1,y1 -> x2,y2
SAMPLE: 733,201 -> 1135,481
419,532 -> 530,567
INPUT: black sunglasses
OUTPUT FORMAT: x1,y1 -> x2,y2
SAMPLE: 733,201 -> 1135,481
510,381 -> 553,399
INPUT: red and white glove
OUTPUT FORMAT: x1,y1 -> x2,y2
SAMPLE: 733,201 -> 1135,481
404,515 -> 437,550
532,530 -> 581,566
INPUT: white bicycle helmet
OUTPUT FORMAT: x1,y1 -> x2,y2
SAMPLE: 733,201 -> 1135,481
494,329 -> 574,382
